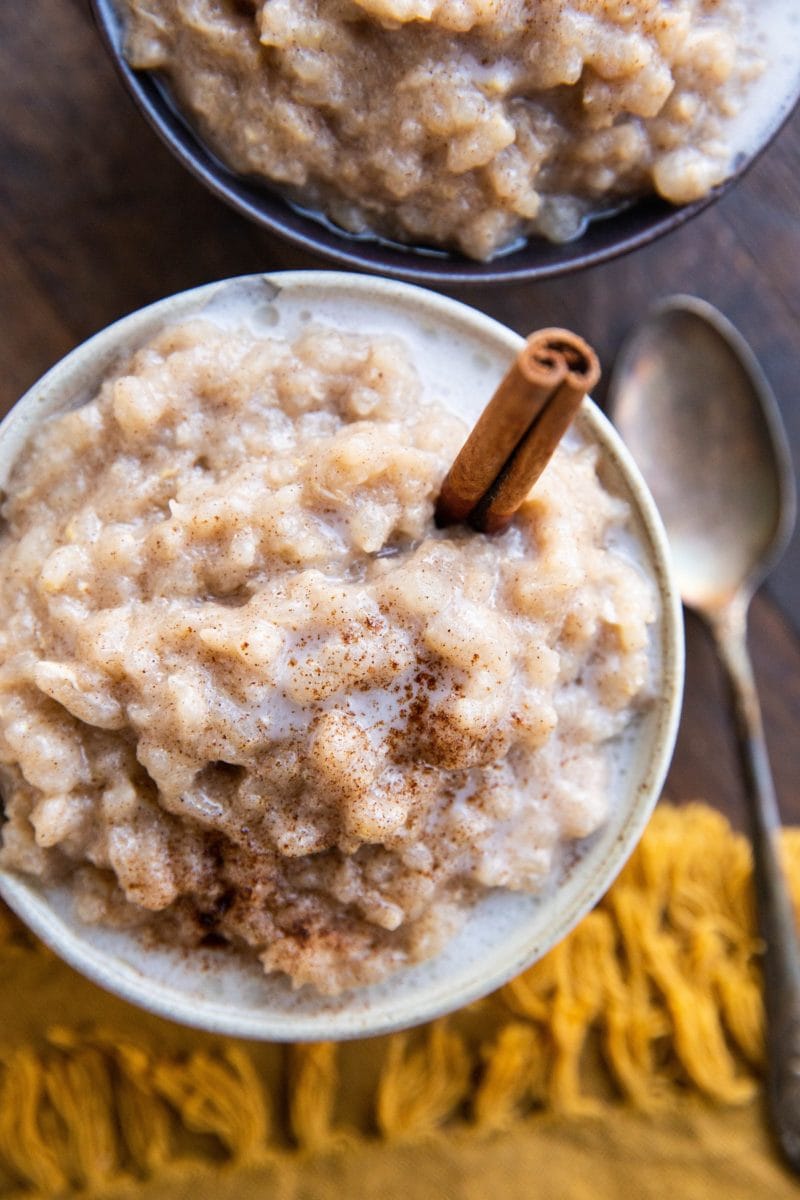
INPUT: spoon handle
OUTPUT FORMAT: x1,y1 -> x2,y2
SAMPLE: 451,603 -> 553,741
712,600 -> 800,1171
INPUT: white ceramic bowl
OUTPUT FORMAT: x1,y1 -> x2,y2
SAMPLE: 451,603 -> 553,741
0,273 -> 684,1040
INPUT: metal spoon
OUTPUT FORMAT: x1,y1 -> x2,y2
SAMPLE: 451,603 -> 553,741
608,295 -> 799,1169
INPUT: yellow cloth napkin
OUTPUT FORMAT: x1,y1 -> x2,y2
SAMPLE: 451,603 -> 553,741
0,803 -> 798,1198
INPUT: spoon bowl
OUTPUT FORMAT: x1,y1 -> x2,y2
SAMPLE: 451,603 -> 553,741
609,296 -> 796,613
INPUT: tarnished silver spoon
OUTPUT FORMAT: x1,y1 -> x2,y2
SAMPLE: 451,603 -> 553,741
608,295 -> 799,1169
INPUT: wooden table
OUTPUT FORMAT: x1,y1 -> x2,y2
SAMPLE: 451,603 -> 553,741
1,0 -> 798,830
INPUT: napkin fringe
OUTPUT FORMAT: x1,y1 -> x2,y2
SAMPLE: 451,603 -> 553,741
0,804 -> 796,1194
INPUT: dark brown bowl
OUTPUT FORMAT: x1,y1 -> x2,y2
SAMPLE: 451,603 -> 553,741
92,0 -> 800,287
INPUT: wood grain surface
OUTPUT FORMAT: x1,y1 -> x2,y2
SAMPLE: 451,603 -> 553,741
1,0 -> 798,829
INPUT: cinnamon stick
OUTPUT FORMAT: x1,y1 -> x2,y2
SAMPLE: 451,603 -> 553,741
435,328 -> 601,535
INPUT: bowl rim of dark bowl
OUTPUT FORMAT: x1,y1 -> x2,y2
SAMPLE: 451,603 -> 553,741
91,0 -> 800,287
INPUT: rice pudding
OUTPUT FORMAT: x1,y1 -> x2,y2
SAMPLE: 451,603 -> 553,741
121,0 -> 763,260
0,315 -> 657,994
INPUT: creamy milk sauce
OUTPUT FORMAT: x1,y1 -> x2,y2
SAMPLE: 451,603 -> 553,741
729,3 -> 800,165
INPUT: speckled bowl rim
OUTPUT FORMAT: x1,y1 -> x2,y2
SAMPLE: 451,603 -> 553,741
90,0 -> 800,286
0,272 -> 684,1040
